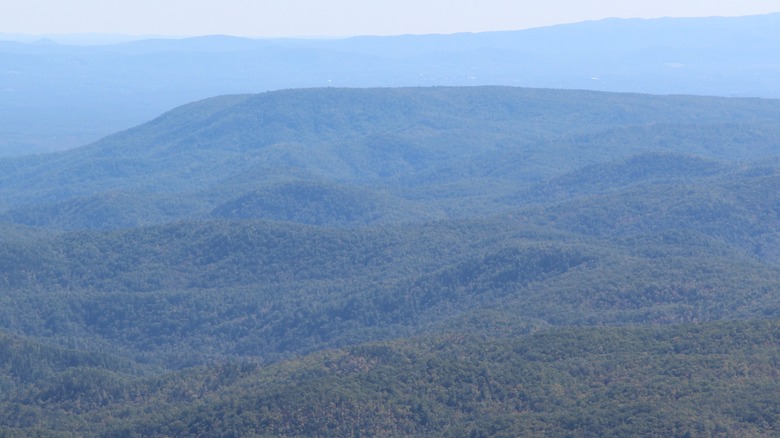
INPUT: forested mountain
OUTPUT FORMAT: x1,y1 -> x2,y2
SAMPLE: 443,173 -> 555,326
3,320 -> 779,436
99,320 -> 780,437
3,87 -> 780,230
1,86 -> 780,435
2,13 -> 780,156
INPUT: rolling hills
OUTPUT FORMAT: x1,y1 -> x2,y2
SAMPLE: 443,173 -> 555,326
3,86 -> 780,229
1,86 -> 780,435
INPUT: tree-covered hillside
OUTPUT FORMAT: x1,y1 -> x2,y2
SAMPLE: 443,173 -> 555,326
4,87 -> 780,230
1,86 -> 779,435
2,320 -> 778,436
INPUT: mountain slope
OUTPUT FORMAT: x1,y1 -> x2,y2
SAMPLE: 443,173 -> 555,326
4,320 -> 778,436
3,87 -> 780,230
3,13 -> 780,156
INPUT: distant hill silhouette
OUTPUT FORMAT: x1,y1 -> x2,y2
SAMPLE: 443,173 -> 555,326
2,13 -> 780,156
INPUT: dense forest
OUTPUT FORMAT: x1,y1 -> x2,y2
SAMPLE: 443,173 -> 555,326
1,86 -> 779,435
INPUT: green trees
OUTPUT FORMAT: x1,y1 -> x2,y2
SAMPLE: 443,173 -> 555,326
2,87 -> 780,434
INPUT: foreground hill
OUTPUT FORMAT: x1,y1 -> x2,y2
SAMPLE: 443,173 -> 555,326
3,320 -> 778,436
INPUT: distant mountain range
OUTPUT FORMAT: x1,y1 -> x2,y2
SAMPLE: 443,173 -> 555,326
2,13 -> 779,156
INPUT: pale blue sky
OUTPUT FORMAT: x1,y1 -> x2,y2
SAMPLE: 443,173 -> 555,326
2,0 -> 779,37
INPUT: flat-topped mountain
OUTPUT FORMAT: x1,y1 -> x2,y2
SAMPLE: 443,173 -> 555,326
3,86 -> 780,230
3,13 -> 780,156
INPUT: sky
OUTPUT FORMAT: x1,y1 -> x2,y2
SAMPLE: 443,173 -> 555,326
1,0 -> 779,38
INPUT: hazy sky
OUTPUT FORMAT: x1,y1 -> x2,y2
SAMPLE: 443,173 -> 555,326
2,0 -> 779,37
